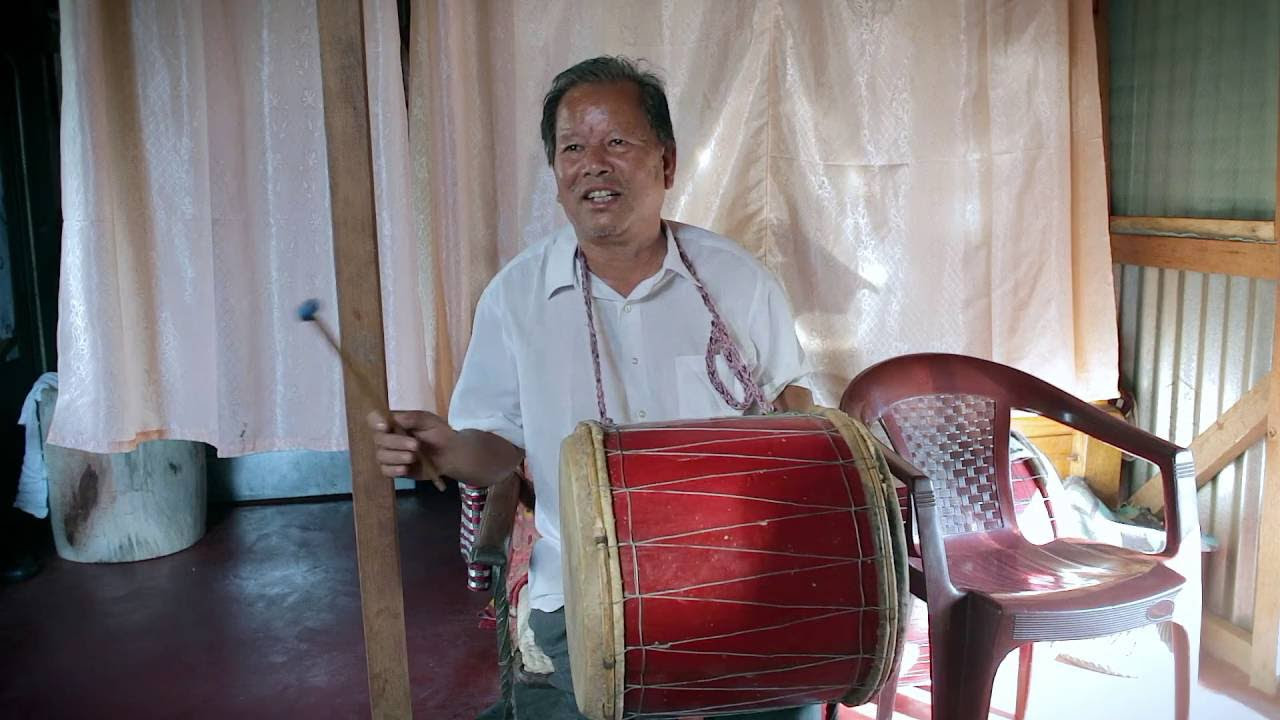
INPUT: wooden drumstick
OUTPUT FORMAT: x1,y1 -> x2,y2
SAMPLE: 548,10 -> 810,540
297,298 -> 447,492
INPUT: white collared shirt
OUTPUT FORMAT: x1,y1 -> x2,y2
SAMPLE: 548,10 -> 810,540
448,220 -> 811,611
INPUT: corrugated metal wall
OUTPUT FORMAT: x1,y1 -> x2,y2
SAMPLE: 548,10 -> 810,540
1109,0 -> 1279,628
1114,267 -> 1273,626
1109,0 -> 1278,221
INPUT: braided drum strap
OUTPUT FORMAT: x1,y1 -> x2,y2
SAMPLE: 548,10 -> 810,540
576,248 -> 615,425
576,234 -> 774,424
674,239 -> 774,414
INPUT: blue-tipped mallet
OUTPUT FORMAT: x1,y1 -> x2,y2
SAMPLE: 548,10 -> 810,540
296,298 -> 321,323
297,298 -> 446,491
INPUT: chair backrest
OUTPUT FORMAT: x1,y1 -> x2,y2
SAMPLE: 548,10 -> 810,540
841,353 -> 1096,538
879,391 -> 1014,536
845,352 -> 1199,570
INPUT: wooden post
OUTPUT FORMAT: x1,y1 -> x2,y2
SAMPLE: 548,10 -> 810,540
1248,71 -> 1280,696
1010,405 -> 1125,507
1204,612 -> 1254,675
1094,0 -> 1109,184
1068,432 -> 1123,509
316,1 -> 413,716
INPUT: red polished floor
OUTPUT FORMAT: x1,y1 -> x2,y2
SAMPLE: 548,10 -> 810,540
0,491 -> 498,719
5,490 -> 1279,719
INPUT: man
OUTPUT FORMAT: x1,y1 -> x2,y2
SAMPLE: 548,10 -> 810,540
370,56 -> 818,719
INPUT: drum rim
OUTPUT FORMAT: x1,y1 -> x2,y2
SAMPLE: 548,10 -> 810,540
818,407 -> 910,707
560,421 -> 627,720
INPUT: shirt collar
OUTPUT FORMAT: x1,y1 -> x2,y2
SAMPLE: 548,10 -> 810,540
544,225 -> 579,298
657,221 -> 695,285
543,221 -> 692,299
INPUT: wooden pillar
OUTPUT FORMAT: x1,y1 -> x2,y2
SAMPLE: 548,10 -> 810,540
1094,0 -> 1110,181
315,1 -> 413,716
1249,69 -> 1280,696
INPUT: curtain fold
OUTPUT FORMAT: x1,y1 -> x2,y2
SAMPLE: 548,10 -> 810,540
408,0 -> 1118,406
53,0 -> 1116,455
52,0 -> 416,454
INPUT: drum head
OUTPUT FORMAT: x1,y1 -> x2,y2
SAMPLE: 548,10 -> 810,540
559,421 -> 624,720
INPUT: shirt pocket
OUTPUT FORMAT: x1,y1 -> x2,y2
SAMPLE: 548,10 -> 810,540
675,353 -> 745,419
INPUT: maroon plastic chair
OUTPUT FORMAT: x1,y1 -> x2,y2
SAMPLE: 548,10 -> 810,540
872,440 -> 1056,720
842,353 -> 1201,720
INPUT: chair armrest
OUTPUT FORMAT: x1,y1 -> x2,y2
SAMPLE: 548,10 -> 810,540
1160,448 -> 1198,563
1018,394 -> 1197,560
469,472 -> 523,568
874,439 -> 961,604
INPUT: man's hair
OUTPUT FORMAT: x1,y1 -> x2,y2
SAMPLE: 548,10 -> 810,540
540,56 -> 675,165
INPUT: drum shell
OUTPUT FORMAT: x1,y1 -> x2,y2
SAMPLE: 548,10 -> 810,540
560,409 -> 907,720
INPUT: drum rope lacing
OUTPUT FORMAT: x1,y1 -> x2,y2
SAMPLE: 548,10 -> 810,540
576,231 -> 774,425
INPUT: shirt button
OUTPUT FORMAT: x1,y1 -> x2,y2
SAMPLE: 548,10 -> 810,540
637,410 -> 647,419
630,357 -> 639,365
623,303 -> 632,313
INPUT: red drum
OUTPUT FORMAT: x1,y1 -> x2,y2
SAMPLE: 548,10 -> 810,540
559,409 -> 907,720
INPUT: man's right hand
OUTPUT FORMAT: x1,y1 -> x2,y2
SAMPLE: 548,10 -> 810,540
366,410 -> 458,482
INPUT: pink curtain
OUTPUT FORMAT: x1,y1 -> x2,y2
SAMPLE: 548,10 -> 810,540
53,0 -> 419,454
409,0 -> 1117,415
53,0 -> 1115,455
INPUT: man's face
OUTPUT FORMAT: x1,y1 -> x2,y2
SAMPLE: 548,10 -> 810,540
553,81 -> 676,245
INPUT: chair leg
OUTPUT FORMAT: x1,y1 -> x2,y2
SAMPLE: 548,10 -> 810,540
492,562 -> 515,720
876,587 -> 915,720
924,607 -> 958,720
1168,581 -> 1202,720
950,640 -> 1014,720
1013,643 -> 1033,720
1166,621 -> 1191,720
875,670 -> 900,720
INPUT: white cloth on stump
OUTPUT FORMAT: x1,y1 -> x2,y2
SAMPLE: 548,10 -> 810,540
15,371 -> 57,518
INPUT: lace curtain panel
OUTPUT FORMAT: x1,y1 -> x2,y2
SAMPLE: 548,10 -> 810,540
52,0 -> 1115,454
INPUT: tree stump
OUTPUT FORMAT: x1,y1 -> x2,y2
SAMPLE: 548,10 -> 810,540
37,385 -> 207,563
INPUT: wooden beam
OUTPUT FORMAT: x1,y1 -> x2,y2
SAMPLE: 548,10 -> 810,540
1248,71 -> 1280,696
1204,612 -> 1253,676
316,1 -> 413,717
1070,431 -> 1124,509
1110,233 -> 1280,279
1129,374 -> 1270,513
1110,215 -> 1275,242
1252,364 -> 1280,694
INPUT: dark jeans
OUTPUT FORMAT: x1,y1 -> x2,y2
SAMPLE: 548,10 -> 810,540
521,609 -> 824,720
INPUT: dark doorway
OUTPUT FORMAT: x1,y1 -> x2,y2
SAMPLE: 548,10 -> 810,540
1,0 -> 61,578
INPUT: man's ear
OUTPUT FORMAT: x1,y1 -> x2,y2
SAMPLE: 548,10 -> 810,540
662,144 -> 677,189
